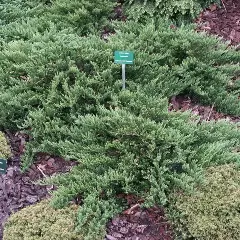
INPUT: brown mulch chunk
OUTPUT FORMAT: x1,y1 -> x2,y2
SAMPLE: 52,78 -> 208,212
169,95 -> 240,123
196,0 -> 240,45
106,206 -> 173,240
0,132 -> 76,240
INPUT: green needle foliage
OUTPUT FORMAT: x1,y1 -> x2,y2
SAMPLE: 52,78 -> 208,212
169,164 -> 240,240
124,0 -> 220,23
3,199 -> 83,240
0,20 -> 239,130
0,0 -> 115,42
38,99 -> 240,239
0,131 -> 11,159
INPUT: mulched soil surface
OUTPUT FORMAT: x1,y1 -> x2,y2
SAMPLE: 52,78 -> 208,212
106,195 -> 173,240
106,206 -> 172,240
169,95 -> 240,123
0,132 -> 76,239
196,0 -> 240,45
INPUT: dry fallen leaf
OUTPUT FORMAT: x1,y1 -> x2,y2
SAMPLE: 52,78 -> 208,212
210,4 -> 217,12
37,163 -> 47,171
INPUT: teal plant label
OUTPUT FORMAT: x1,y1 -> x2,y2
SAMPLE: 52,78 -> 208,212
0,159 -> 7,174
114,51 -> 134,64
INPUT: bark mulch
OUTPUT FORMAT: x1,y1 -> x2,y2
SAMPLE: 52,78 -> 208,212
169,95 -> 240,123
106,195 -> 172,240
106,208 -> 172,240
0,132 -> 76,240
196,0 -> 240,45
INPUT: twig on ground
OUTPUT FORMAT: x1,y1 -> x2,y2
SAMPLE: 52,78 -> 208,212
37,165 -> 47,178
221,0 -> 227,11
124,203 -> 140,215
0,177 -> 8,200
207,104 -> 215,121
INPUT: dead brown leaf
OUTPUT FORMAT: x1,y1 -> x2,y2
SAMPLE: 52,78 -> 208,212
209,4 -> 217,12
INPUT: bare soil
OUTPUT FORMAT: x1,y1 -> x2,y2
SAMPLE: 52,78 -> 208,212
196,0 -> 240,45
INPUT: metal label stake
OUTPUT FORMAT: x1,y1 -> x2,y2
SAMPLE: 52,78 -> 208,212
114,51 -> 134,90
122,64 -> 126,89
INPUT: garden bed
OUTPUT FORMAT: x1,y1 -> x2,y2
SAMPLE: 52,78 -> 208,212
0,0 -> 240,240
0,132 -> 76,239
196,0 -> 240,45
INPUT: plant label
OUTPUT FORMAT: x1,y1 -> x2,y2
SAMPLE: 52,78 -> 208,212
114,51 -> 134,89
0,159 -> 7,174
114,51 -> 134,64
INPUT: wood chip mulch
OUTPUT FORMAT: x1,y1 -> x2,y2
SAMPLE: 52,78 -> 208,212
106,205 -> 173,240
196,0 -> 240,45
0,132 -> 76,240
170,95 -> 240,123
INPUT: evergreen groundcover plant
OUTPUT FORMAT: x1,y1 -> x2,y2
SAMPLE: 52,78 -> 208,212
124,0 -> 220,23
0,20 -> 239,239
169,164 -> 240,240
0,131 -> 11,159
0,1 -> 240,239
3,199 -> 82,240
0,0 -> 115,42
0,20 -> 240,131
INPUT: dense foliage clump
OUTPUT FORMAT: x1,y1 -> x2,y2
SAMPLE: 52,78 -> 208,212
124,0 -> 220,23
0,132 -> 11,159
3,199 -> 82,240
169,164 -> 240,240
40,107 -> 240,239
0,0 -> 115,42
0,21 -> 239,131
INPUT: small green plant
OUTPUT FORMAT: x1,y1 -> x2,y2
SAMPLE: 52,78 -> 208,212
0,131 -> 11,159
124,0 -> 220,23
3,199 -> 83,240
169,164 -> 240,240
